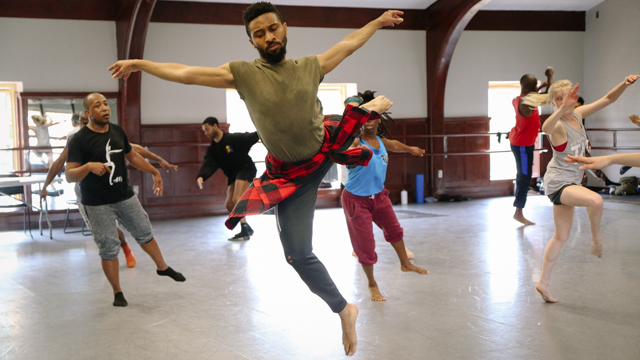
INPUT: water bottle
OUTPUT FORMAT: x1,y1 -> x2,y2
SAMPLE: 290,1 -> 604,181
401,189 -> 408,205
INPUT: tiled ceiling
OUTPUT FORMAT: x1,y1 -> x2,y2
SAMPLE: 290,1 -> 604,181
161,0 -> 606,11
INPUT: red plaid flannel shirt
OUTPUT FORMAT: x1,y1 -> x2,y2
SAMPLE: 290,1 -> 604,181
225,104 -> 377,229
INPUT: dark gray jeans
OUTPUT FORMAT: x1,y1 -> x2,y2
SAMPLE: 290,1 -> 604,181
274,158 -> 348,313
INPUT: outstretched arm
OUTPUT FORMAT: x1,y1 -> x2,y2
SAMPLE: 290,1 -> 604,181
109,60 -> 235,89
576,75 -> 639,119
381,138 -> 424,156
196,148 -> 220,189
566,153 -> 640,170
125,150 -> 163,196
317,10 -> 403,74
131,143 -> 178,172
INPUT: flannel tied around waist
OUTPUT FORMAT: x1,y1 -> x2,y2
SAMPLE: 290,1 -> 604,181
225,104 -> 376,229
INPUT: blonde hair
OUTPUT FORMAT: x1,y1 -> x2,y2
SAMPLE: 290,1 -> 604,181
521,79 -> 573,108
31,115 -> 45,124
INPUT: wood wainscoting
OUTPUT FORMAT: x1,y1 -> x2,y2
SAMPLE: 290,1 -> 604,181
133,123 -> 341,220
439,117 -> 514,198
0,117 -> 549,231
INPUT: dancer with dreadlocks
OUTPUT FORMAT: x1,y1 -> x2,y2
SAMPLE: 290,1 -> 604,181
342,90 -> 428,302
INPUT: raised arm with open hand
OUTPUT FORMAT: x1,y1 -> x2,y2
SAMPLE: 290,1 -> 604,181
575,75 -> 639,119
318,10 -> 403,74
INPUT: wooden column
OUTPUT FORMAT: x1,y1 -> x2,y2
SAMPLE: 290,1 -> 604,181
115,0 -> 157,144
425,0 -> 490,194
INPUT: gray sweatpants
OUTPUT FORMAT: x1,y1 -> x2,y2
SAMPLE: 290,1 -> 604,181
84,195 -> 154,260
275,158 -> 348,313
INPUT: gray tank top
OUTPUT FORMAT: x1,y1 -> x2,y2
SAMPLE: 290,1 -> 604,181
544,113 -> 587,195
34,125 -> 51,147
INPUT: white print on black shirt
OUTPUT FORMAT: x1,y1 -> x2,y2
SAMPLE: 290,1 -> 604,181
104,139 -> 123,185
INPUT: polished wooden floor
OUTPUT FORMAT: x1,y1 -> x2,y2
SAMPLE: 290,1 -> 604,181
1,195 -> 639,359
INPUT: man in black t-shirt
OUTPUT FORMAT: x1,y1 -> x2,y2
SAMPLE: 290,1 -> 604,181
66,93 -> 185,307
197,117 -> 259,241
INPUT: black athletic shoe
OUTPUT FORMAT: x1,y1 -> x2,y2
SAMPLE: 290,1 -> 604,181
604,178 -> 621,187
620,166 -> 632,175
228,231 -> 251,241
242,223 -> 254,236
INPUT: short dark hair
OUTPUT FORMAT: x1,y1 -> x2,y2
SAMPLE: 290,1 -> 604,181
577,96 -> 585,105
243,2 -> 284,37
202,117 -> 219,127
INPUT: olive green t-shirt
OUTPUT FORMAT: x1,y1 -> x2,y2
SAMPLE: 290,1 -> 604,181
229,55 -> 325,163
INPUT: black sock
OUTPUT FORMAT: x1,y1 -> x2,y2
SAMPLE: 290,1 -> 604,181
157,267 -> 186,282
620,166 -> 632,175
113,292 -> 127,307
242,222 -> 254,233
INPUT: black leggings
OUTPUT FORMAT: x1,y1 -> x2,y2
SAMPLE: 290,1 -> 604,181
274,158 -> 347,313
511,144 -> 534,209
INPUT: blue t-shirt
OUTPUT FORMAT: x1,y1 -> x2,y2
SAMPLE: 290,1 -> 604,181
345,136 -> 388,196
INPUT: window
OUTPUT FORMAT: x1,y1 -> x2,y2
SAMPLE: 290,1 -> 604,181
487,81 -> 541,181
0,83 -> 21,174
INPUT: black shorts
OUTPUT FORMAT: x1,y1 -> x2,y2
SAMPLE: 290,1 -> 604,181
547,184 -> 574,205
227,167 -> 257,186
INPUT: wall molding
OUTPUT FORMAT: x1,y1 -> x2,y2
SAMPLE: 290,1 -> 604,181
0,0 -> 585,32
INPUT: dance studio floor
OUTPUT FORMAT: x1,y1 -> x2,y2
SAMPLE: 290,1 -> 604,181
1,195 -> 639,359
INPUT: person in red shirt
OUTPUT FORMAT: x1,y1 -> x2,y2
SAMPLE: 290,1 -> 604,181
510,67 -> 553,225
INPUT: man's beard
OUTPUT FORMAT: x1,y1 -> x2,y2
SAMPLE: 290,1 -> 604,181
258,37 -> 287,63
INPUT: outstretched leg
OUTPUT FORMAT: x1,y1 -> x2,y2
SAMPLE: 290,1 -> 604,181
277,160 -> 357,356
390,240 -> 428,274
115,196 -> 185,282
536,203 -> 574,303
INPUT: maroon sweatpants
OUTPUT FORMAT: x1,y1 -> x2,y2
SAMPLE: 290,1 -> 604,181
341,188 -> 404,266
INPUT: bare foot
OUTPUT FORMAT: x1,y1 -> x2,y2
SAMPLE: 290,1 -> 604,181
339,303 -> 359,356
514,212 -> 535,225
369,286 -> 386,301
401,263 -> 429,274
405,247 -> 414,259
591,240 -> 603,258
536,283 -> 558,303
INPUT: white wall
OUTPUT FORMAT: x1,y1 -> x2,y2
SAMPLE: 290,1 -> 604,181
141,23 -> 427,124
445,31 -> 584,117
0,18 -> 118,92
583,0 -> 640,180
